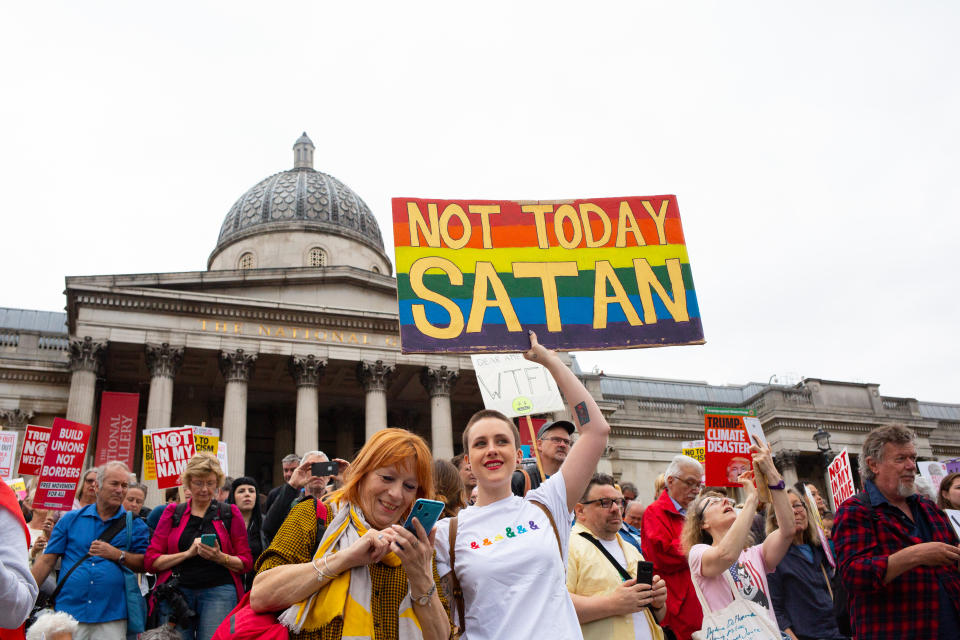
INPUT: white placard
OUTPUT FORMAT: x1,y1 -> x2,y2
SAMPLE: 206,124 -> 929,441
216,441 -> 229,477
192,426 -> 220,438
742,417 -> 767,446
470,353 -> 564,417
945,509 -> 960,540
0,431 -> 19,478
918,460 -> 948,494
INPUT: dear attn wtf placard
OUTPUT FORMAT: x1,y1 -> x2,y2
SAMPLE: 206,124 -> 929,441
392,196 -> 703,353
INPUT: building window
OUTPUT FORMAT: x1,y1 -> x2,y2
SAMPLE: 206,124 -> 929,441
238,252 -> 255,269
308,247 -> 327,267
371,265 -> 380,274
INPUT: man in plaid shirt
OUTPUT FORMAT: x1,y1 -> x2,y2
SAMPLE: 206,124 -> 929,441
834,425 -> 960,640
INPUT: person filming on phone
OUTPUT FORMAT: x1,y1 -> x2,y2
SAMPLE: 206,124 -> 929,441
567,473 -> 667,640
262,450 -> 343,545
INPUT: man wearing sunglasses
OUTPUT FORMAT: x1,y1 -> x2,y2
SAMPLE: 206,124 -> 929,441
641,454 -> 705,640
567,473 -> 668,640
511,420 -> 575,496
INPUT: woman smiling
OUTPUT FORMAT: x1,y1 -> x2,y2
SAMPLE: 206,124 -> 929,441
250,428 -> 450,640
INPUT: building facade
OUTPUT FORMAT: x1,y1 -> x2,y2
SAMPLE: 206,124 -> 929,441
2,134 -> 958,506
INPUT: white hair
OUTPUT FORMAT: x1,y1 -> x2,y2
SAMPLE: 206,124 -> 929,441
96,460 -> 131,486
27,609 -> 78,640
665,454 -> 703,479
302,450 -> 328,461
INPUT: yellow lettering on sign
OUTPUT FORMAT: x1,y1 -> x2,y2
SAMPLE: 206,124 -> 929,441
407,202 -> 441,248
439,204 -> 471,250
615,201 -> 646,248
633,257 -> 689,323
512,262 -> 579,332
641,200 -> 669,245
520,204 -> 553,249
593,260 -> 642,329
579,203 -> 611,248
467,262 -> 521,334
554,204 -> 583,249
469,205 -> 500,249
409,257 -> 465,339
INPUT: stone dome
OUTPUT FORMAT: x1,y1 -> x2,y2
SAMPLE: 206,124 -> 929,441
208,133 -> 390,271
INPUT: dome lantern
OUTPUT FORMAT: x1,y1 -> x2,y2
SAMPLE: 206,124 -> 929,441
293,132 -> 314,169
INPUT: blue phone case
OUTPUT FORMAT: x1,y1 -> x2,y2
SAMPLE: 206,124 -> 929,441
403,498 -> 445,534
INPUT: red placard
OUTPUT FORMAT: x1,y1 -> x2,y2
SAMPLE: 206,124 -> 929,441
18,425 -> 51,476
828,449 -> 856,510
34,418 -> 92,511
150,427 -> 196,490
704,411 -> 752,487
94,391 -> 140,468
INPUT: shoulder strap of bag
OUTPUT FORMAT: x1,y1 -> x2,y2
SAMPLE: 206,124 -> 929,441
519,468 -> 531,496
171,502 -> 189,527
51,513 -> 128,603
578,531 -> 631,580
448,516 -> 465,634
124,511 -> 133,551
529,499 -> 562,557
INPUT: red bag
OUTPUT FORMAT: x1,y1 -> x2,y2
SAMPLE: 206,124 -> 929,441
210,592 -> 288,640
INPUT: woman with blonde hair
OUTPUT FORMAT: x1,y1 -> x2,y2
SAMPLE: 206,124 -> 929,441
765,488 -> 845,640
249,428 -> 450,640
681,442 -> 794,628
145,452 -> 252,640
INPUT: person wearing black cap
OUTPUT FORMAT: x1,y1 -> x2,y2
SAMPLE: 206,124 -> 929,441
511,419 -> 575,496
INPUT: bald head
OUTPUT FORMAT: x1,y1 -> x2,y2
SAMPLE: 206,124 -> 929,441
624,500 -> 645,529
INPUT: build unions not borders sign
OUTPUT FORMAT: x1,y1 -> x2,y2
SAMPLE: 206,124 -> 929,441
393,196 -> 703,353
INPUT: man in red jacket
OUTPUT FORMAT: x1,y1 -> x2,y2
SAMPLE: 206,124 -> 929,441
641,454 -> 704,640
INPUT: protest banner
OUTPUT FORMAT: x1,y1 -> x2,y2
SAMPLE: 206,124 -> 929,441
34,418 -> 92,510
216,441 -> 229,477
681,440 -> 705,465
150,427 -> 196,490
4,477 -> 27,500
703,408 -> 753,487
17,425 -> 51,476
827,449 -> 856,510
192,425 -> 220,457
470,352 -> 567,480
945,458 -> 960,474
918,460 -> 948,493
804,485 -> 836,568
93,391 -> 140,469
393,196 -> 703,353
0,431 -> 18,478
142,429 -> 159,481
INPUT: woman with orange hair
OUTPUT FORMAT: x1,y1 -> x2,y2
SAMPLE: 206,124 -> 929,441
249,428 -> 450,640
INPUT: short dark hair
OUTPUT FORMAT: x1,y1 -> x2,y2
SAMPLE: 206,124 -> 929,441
451,453 -> 467,469
620,482 -> 637,495
462,409 -> 520,452
579,472 -> 617,503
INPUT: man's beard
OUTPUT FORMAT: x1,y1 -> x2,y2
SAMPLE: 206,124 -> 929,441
897,479 -> 915,497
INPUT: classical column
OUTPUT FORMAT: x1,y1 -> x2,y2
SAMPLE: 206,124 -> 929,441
66,337 -> 106,427
773,449 -> 801,488
219,349 -> 257,478
145,344 -> 183,430
358,360 -> 394,442
421,366 -> 459,459
289,355 -> 327,455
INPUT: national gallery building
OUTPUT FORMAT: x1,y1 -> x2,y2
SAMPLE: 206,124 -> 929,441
2,134 -> 958,505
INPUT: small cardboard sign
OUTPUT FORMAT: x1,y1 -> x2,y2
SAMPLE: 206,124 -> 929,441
827,449 -> 856,510
682,440 -> 705,464
0,431 -> 18,478
150,427 -> 196,490
703,409 -> 752,487
945,509 -> 960,541
17,425 -> 51,476
4,477 -> 27,500
804,485 -> 836,568
216,441 -> 229,477
470,353 -> 564,417
34,418 -> 92,511
918,460 -> 948,493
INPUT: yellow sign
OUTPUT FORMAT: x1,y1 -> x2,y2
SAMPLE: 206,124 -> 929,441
143,432 -> 157,481
194,433 -> 219,455
682,439 -> 705,464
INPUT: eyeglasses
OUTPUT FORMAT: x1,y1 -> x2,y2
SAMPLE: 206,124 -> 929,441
697,496 -> 735,517
189,479 -> 218,490
541,436 -> 572,446
672,476 -> 702,489
790,502 -> 807,513
581,497 -> 625,509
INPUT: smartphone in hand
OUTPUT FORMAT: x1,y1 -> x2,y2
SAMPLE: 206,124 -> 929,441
403,498 -> 445,535
311,461 -> 339,476
636,560 -> 654,586
200,533 -> 217,547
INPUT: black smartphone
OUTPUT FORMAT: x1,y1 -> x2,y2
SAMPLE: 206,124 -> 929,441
636,560 -> 654,586
311,461 -> 339,476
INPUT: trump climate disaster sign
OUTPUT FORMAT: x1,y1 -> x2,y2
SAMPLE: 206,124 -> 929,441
392,195 -> 703,353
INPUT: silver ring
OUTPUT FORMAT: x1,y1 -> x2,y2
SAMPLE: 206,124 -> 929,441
378,534 -> 385,540
412,540 -> 419,547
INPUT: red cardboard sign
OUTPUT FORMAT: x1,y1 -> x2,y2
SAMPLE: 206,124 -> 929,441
34,418 -> 92,511
18,425 -> 51,476
704,411 -> 752,487
828,449 -> 856,510
94,391 -> 140,469
150,427 -> 196,490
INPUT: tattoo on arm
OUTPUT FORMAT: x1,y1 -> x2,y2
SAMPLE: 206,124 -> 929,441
575,401 -> 590,426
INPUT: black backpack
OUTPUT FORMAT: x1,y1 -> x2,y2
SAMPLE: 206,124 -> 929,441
171,501 -> 233,532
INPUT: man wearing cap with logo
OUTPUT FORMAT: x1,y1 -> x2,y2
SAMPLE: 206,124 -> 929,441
511,419 -> 575,496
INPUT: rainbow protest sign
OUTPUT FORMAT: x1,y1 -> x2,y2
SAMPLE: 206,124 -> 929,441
392,196 -> 703,353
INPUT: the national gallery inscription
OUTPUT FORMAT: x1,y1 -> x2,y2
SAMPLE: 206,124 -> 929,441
200,319 -> 399,347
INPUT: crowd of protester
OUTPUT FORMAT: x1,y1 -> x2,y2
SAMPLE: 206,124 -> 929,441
4,338 -> 960,639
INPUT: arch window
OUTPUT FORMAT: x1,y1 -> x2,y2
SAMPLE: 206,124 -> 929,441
371,265 -> 380,274
308,247 -> 328,267
238,252 -> 255,269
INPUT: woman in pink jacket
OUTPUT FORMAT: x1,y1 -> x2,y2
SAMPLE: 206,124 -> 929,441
145,452 -> 252,640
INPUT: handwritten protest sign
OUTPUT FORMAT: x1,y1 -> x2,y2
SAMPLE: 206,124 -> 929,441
828,449 -> 856,510
0,431 -> 18,478
393,196 -> 703,353
150,427 -> 196,490
703,409 -> 752,487
17,425 -> 50,476
93,391 -> 139,469
17,424 -> 50,476
918,460 -> 948,493
470,353 -> 564,417
4,477 -> 27,500
34,418 -> 92,510
682,440 -> 705,464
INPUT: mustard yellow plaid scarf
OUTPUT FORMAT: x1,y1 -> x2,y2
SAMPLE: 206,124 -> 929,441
278,502 -> 424,638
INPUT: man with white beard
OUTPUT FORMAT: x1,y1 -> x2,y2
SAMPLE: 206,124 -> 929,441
833,425 -> 960,640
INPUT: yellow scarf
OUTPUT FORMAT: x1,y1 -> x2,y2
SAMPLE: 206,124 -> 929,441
278,503 -> 423,638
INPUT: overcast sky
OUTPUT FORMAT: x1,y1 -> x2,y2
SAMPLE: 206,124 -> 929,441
2,2 -> 957,403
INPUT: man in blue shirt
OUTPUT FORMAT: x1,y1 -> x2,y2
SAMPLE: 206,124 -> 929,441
32,461 -> 151,640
